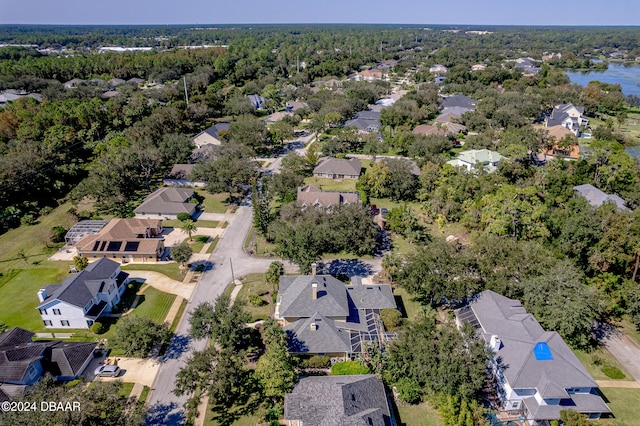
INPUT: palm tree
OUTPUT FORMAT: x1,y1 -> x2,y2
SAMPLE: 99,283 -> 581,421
182,220 -> 198,242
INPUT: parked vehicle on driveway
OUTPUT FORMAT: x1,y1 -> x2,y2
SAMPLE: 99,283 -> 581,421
94,365 -> 121,377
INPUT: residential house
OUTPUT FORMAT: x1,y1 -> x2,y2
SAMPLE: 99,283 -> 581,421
134,187 -> 197,219
0,91 -> 40,108
455,290 -> 611,423
37,257 -> 129,329
286,101 -> 309,112
192,122 -> 230,148
127,77 -> 146,85
0,327 -> 96,395
163,164 -> 206,187
284,375 -> 392,426
413,123 -> 467,137
264,110 -> 293,124
65,220 -> 110,246
546,103 -> 589,136
296,185 -> 361,210
108,78 -> 126,87
533,124 -> 580,160
573,184 -> 630,212
434,76 -> 446,84
515,57 -> 542,76
246,94 -> 266,110
447,149 -> 503,172
75,218 -> 165,263
63,78 -> 86,89
429,64 -> 448,74
352,69 -> 384,81
275,274 -> 397,358
344,113 -> 381,133
441,94 -> 477,111
471,64 -> 487,71
377,157 -> 422,176
313,157 -> 362,180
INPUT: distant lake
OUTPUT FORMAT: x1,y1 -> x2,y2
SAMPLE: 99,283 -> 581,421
565,63 -> 640,97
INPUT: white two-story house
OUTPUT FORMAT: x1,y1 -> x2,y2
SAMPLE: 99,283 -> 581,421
456,290 -> 611,425
36,258 -> 128,329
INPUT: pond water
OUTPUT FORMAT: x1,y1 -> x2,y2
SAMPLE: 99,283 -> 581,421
565,62 -> 640,97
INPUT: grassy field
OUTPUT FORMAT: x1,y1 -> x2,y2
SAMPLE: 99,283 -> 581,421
0,202 -> 78,273
573,347 -> 632,381
236,273 -> 275,322
122,263 -> 185,282
204,407 -> 261,426
393,287 -> 425,321
129,287 -> 176,324
396,401 -> 444,426
118,382 -> 135,398
303,176 -> 358,192
200,192 -> 231,214
206,237 -> 219,254
0,263 -> 71,331
139,386 -> 150,403
170,298 -> 188,332
599,388 -> 640,425
184,235 -> 210,253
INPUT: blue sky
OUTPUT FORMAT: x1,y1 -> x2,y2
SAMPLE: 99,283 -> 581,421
1,0 -> 639,25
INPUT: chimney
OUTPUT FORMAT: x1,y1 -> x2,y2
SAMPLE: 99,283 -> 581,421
312,283 -> 318,300
37,288 -> 47,303
489,335 -> 502,352
311,262 -> 317,275
310,322 -> 317,331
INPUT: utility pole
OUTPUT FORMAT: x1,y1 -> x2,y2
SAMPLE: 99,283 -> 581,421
230,258 -> 236,285
183,76 -> 189,105
297,55 -> 299,74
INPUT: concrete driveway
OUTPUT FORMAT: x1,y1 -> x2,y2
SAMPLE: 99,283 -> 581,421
161,227 -> 225,247
603,327 -> 640,384
93,357 -> 160,387
123,271 -> 195,300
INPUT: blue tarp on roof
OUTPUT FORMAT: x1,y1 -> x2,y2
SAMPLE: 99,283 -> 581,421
533,342 -> 553,360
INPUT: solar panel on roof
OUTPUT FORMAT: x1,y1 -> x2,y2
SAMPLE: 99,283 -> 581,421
533,342 -> 553,360
106,241 -> 122,251
124,241 -> 140,252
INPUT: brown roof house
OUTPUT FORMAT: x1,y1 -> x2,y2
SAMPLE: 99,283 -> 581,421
134,187 -> 197,219
275,274 -> 397,359
76,218 -> 164,263
296,185 -> 361,210
313,157 -> 362,180
192,123 -> 230,148
285,375 -> 392,426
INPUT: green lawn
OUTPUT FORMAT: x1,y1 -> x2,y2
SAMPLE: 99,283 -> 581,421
170,298 -> 188,332
206,237 -> 219,254
204,406 -> 261,426
599,388 -> 640,425
393,287 -> 425,321
129,287 -> 176,324
184,235 -> 210,253
139,386 -> 150,403
118,382 -> 135,398
303,176 -> 358,192
613,317 -> 640,347
122,263 -> 185,282
396,401 -> 444,426
573,347 -> 632,381
0,202 -> 78,273
236,273 -> 275,322
246,229 -> 278,257
200,192 -> 230,214
0,263 -> 71,331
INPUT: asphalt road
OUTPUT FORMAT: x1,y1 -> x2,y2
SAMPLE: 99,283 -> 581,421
146,203 -> 275,424
145,134 -> 381,424
603,328 -> 640,384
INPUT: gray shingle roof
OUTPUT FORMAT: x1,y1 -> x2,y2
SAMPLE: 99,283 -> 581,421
38,257 -> 122,309
296,185 -> 361,208
134,187 -> 196,216
285,314 -> 352,354
279,275 -> 350,318
48,342 -> 97,378
441,94 -> 477,110
0,342 -> 52,383
313,158 -> 362,177
574,184 -> 630,212
457,290 -> 610,416
0,328 -> 34,347
346,285 -> 396,310
344,118 -> 381,132
285,375 -> 391,426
